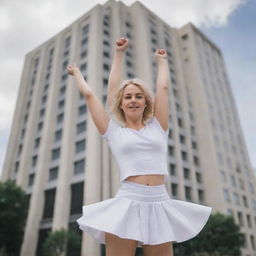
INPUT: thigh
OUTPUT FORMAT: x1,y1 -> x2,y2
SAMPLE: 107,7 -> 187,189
105,232 -> 138,256
142,242 -> 173,256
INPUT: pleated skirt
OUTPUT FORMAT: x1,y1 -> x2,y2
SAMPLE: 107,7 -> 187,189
77,180 -> 212,247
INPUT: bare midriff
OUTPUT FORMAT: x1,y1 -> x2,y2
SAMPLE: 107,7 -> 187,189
124,174 -> 165,186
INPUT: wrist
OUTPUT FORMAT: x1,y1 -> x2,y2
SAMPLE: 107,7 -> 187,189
157,57 -> 168,63
115,49 -> 124,55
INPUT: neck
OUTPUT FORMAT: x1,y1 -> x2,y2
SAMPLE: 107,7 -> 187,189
125,118 -> 144,128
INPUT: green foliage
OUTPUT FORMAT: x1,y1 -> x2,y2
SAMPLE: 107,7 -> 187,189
42,228 -> 80,256
0,180 -> 29,256
174,212 -> 244,256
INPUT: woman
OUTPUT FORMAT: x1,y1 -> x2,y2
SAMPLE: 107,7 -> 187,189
67,38 -> 212,256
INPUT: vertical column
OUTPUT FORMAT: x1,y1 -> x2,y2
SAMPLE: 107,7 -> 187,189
81,5 -> 102,256
16,50 -> 46,189
130,3 -> 154,88
20,37 -> 62,256
52,23 -> 79,231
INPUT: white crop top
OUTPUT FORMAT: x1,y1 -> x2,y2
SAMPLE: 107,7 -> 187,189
101,116 -> 170,183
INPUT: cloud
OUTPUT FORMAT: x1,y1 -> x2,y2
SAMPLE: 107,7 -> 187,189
0,0 -> 252,175
120,0 -> 248,27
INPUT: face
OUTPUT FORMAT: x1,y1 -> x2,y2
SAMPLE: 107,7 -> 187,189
120,83 -> 147,121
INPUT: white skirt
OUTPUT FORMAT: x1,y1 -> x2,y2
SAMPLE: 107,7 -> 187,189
77,181 -> 212,247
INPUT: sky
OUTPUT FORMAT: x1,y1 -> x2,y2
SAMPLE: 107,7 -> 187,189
0,0 -> 255,176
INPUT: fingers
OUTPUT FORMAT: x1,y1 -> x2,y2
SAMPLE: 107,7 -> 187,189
156,49 -> 166,55
67,63 -> 79,75
116,37 -> 128,47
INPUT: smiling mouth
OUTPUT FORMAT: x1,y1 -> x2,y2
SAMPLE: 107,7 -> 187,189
129,106 -> 139,109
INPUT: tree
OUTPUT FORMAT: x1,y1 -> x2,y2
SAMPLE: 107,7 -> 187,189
174,212 -> 245,256
42,228 -> 80,256
0,180 -> 29,256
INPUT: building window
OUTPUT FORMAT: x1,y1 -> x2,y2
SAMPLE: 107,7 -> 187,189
103,29 -> 110,36
49,167 -> 58,181
103,40 -> 110,46
185,186 -> 192,201
237,211 -> 244,226
39,108 -> 45,118
42,188 -> 56,219
126,60 -> 133,67
183,168 -> 190,179
250,235 -> 256,250
80,63 -> 87,71
65,36 -> 71,48
61,73 -> 68,81
170,164 -> 176,176
181,151 -> 187,161
103,63 -> 110,71
78,105 -> 87,116
239,178 -> 245,190
81,50 -> 87,58
32,155 -> 37,167
18,144 -> 23,156
37,122 -> 43,132
242,195 -> 248,208
103,51 -> 110,58
74,159 -> 85,175
70,182 -> 84,215
196,172 -> 202,183
171,183 -> 178,197
168,146 -> 174,156
14,161 -> 19,173
58,100 -> 65,109
28,173 -> 35,186
230,175 -> 236,187
198,189 -> 204,202
192,141 -> 197,149
233,192 -> 240,205
82,24 -> 89,35
193,156 -> 200,166
223,188 -> 230,202
51,148 -> 60,160
54,130 -> 62,142
179,135 -> 185,144
21,129 -> 25,140
182,34 -> 188,40
81,38 -> 88,46
246,214 -> 252,228
77,121 -> 86,134
57,113 -> 64,124
34,138 -> 40,149
60,86 -> 66,95
178,118 -> 183,127
42,95 -> 47,104
76,140 -> 85,153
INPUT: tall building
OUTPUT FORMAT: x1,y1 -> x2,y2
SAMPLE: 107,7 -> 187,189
1,0 -> 256,255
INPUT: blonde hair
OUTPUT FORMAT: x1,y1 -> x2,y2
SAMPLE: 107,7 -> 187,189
109,78 -> 154,125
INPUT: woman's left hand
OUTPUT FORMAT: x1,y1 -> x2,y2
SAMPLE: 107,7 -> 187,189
155,49 -> 167,60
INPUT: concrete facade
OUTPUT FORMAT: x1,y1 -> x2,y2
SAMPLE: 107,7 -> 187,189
1,1 -> 256,255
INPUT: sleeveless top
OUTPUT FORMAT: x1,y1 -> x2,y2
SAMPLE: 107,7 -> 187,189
101,116 -> 170,183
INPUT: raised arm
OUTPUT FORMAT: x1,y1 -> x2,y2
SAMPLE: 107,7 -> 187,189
67,64 -> 109,134
154,49 -> 170,131
107,37 -> 129,110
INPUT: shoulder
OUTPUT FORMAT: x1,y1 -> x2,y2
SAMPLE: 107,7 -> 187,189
150,116 -> 169,136
101,116 -> 121,139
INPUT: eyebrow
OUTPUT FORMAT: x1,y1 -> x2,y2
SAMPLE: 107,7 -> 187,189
124,93 -> 143,96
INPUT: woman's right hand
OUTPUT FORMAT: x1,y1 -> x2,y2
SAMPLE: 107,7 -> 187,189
67,64 -> 79,76
115,37 -> 129,52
